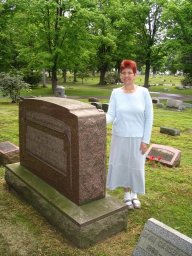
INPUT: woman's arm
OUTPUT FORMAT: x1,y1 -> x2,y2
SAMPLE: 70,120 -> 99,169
106,90 -> 116,124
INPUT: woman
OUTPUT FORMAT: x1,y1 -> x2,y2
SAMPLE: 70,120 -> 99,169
106,59 -> 153,209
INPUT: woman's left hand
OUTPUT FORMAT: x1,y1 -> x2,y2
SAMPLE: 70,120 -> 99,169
140,142 -> 148,154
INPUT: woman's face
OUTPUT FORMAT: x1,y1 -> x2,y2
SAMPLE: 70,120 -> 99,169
120,67 -> 136,85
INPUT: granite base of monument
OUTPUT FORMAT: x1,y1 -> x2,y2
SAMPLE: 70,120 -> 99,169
5,163 -> 128,248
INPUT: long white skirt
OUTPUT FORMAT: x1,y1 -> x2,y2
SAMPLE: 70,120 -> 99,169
107,135 -> 146,194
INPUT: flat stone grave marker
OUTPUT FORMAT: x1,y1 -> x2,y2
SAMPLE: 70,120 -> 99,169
91,102 -> 102,109
0,141 -> 19,165
88,97 -> 99,102
146,144 -> 181,167
132,218 -> 192,256
160,126 -> 180,136
102,103 -> 109,112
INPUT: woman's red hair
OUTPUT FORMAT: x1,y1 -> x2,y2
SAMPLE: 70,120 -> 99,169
120,60 -> 137,74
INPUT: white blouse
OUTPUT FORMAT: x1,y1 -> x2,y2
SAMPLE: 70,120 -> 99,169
106,86 -> 153,144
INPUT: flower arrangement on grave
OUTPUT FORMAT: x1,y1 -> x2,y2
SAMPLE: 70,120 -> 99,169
147,155 -> 162,169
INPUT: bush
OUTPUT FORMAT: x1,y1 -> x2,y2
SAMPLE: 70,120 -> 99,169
181,74 -> 192,87
105,72 -> 120,84
23,71 -> 42,87
0,73 -> 30,103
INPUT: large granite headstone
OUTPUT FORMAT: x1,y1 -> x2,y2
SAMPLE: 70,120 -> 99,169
19,97 -> 105,205
146,144 -> 181,167
5,97 -> 128,248
132,218 -> 192,256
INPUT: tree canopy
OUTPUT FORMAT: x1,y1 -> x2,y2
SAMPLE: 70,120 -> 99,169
0,0 -> 191,89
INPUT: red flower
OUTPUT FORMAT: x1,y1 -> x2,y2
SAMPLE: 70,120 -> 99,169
157,156 -> 162,161
149,155 -> 155,161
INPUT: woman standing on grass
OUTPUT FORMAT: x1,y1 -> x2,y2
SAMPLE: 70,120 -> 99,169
106,59 -> 153,209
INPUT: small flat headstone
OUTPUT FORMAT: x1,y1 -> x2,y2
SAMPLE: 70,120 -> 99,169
91,102 -> 102,109
102,103 -> 109,112
0,141 -> 19,165
132,218 -> 192,256
160,127 -> 180,136
88,97 -> 99,102
146,144 -> 181,167
152,97 -> 160,104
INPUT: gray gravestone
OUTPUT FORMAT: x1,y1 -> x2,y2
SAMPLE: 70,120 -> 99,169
88,97 -> 99,102
160,127 -> 180,136
91,102 -> 102,109
166,99 -> 185,110
146,144 -> 181,167
132,218 -> 192,256
152,97 -> 160,104
55,86 -> 65,97
102,103 -> 109,113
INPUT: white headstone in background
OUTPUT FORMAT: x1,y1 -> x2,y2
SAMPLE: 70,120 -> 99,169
132,218 -> 192,256
55,86 -> 66,97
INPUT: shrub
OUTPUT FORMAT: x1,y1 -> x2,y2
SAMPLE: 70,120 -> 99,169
105,72 -> 119,84
0,72 -> 30,103
181,74 -> 192,87
23,71 -> 42,87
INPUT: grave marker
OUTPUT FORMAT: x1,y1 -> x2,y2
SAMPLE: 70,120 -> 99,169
132,218 -> 192,256
160,127 -> 180,136
146,144 -> 181,167
5,97 -> 128,248
0,141 -> 19,165
19,97 -> 106,205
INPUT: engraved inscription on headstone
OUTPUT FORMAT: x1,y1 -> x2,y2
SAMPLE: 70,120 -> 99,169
26,126 -> 67,175
26,111 -> 71,139
132,218 -> 192,256
146,144 -> 181,167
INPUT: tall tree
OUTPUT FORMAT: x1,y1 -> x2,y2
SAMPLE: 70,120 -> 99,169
164,0 -> 192,76
129,0 -> 165,87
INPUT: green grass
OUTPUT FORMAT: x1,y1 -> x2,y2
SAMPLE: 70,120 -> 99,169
0,84 -> 192,255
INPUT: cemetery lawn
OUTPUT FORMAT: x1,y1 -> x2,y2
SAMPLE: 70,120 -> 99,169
0,97 -> 192,256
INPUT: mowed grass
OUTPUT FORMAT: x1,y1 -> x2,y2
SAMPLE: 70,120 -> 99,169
0,88 -> 192,255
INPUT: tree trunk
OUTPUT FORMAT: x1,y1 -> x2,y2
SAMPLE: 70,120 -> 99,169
73,70 -> 77,83
63,68 -> 67,83
42,69 -> 47,87
99,66 -> 107,86
51,66 -> 57,93
144,59 -> 151,88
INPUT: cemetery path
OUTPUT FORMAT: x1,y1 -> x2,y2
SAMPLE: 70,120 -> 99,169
150,92 -> 192,101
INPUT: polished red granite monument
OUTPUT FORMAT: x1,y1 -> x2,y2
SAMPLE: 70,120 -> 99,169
5,97 -> 128,248
19,97 -> 106,205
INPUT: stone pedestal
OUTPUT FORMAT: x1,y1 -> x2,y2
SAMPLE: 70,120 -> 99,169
5,163 -> 128,248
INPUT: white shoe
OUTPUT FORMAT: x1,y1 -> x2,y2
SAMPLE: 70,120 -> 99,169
132,198 -> 141,209
124,199 -> 134,210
